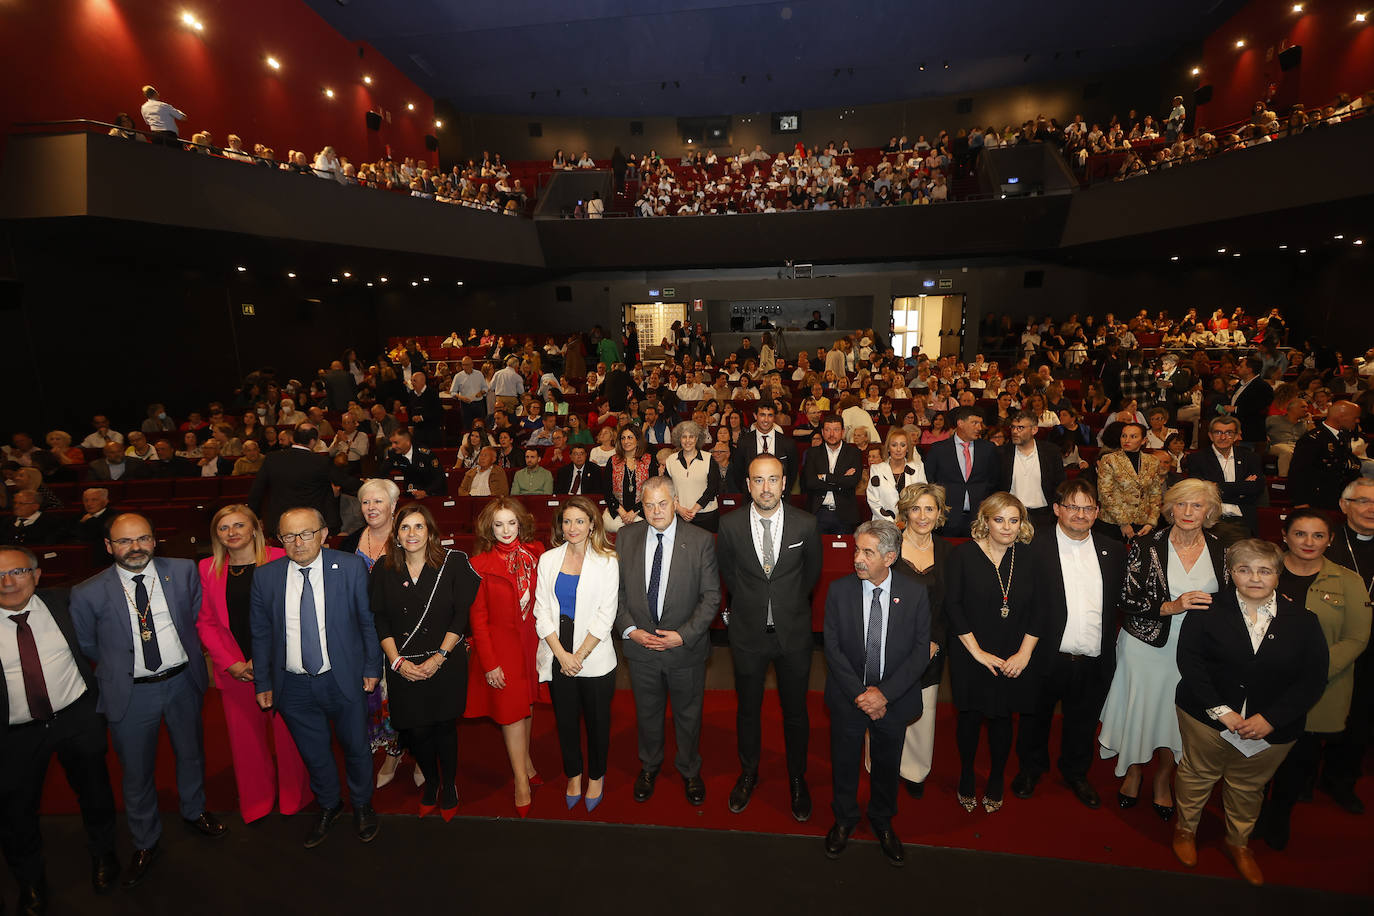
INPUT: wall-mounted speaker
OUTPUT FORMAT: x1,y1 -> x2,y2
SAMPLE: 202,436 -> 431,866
1194,84 -> 1214,106
365,111 -> 382,132
424,134 -> 439,151
1278,45 -> 1302,72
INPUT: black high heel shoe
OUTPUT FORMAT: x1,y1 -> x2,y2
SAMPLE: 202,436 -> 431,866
1118,792 -> 1139,809
1153,802 -> 1175,822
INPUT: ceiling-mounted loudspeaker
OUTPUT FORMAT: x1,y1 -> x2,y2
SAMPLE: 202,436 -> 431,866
1194,84 -> 1214,106
424,134 -> 438,151
1278,45 -> 1302,71
365,111 -> 382,131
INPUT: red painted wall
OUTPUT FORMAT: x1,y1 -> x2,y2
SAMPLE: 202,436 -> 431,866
1195,0 -> 1374,127
0,0 -> 437,167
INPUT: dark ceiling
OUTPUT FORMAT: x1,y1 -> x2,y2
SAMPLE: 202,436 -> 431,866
306,0 -> 1246,118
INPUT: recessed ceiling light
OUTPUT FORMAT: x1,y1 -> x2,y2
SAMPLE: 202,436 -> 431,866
1278,245 -> 1287,250
1235,39 -> 1246,49
379,277 -> 388,283
342,271 -> 351,278
287,271 -> 296,278
411,281 -> 419,287
1292,3 -> 1303,12
1232,252 -> 1240,257
407,102 -> 415,111
266,56 -> 281,70
1217,248 -> 1226,253
434,120 -> 443,129
1299,248 -> 1308,253
331,278 -> 338,283
1356,239 -> 1365,246
363,75 -> 373,85
367,281 -> 374,287
1334,234 -> 1345,239
1170,256 -> 1179,261
235,266 -> 246,272
455,281 -> 464,286
1190,67 -> 1201,76
324,88 -> 334,99
1358,13 -> 1368,23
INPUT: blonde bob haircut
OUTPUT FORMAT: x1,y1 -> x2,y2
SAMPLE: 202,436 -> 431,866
1161,478 -> 1222,527
969,491 -> 1035,544
896,483 -> 949,528
882,426 -> 911,461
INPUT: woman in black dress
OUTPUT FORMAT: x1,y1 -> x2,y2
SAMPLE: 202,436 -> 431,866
945,492 -> 1041,813
370,503 -> 481,820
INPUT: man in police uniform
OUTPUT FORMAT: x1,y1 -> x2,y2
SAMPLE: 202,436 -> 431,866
379,428 -> 446,500
1289,400 -> 1363,509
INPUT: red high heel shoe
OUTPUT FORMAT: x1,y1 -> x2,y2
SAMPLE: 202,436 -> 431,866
418,799 -> 437,818
439,786 -> 459,823
515,801 -> 532,818
528,773 -> 545,789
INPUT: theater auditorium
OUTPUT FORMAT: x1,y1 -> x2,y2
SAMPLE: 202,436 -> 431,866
1,0 -> 1373,913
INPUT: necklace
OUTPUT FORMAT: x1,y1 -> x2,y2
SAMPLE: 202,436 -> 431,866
227,561 -> 253,577
990,544 -> 1016,618
904,531 -> 934,551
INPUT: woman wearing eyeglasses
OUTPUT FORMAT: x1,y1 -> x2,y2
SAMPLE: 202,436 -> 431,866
368,504 -> 481,820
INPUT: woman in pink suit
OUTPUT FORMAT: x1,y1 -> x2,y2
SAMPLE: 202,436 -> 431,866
196,504 -> 312,822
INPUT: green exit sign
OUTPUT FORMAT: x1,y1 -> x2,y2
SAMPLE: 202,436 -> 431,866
241,303 -> 256,316
938,279 -> 953,290
662,287 -> 676,296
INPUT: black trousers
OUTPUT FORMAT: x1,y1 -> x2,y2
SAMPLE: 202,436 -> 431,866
814,507 -> 853,536
1269,730 -> 1333,826
398,720 -> 457,793
0,690 -> 116,887
1320,651 -> 1372,794
1016,652 -> 1111,781
150,130 -> 181,148
688,510 -> 718,533
549,617 -> 614,780
957,710 -> 1014,796
829,702 -> 904,831
731,633 -> 811,778
625,651 -> 705,778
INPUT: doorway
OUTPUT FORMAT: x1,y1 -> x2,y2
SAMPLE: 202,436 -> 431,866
892,294 -> 965,360
626,301 -> 687,361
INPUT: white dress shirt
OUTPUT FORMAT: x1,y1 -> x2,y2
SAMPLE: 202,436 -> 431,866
116,560 -> 189,677
283,553 -> 331,675
1010,445 -> 1047,509
1213,446 -> 1243,518
140,98 -> 186,134
3,595 -> 88,725
861,574 -> 892,680
1055,527 -> 1104,657
490,366 -> 525,397
753,428 -> 776,456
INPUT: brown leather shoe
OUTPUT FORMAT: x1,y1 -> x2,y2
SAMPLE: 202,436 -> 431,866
1223,842 -> 1264,886
1171,828 -> 1197,867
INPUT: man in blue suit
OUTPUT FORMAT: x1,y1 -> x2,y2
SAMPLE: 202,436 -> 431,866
70,513 -> 226,889
251,506 -> 382,849
822,519 -> 930,867
922,405 -> 1000,536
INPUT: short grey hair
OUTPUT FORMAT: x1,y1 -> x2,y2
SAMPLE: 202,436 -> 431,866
642,475 -> 677,501
358,478 -> 401,505
671,420 -> 706,451
854,518 -> 901,558
1341,476 -> 1374,501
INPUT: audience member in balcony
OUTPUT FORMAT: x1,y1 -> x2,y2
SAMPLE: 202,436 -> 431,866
44,430 -> 83,469
138,85 -> 186,148
76,415 -> 122,450
123,430 -> 156,463
459,447 -> 507,497
311,146 -> 343,183
220,135 -> 253,163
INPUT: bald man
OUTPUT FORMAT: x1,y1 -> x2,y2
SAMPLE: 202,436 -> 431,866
1289,400 -> 1363,509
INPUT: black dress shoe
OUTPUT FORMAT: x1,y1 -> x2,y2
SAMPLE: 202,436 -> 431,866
1010,771 -> 1039,799
304,805 -> 344,849
1066,777 -> 1101,809
17,880 -> 46,916
1118,792 -> 1139,809
684,774 -> 706,806
728,772 -> 757,813
121,844 -> 160,888
823,822 -> 853,859
91,851 -> 121,893
1320,781 -> 1366,815
632,769 -> 658,803
184,811 -> 228,838
354,804 -> 380,842
903,779 -> 925,799
874,827 -> 905,867
790,777 -> 812,823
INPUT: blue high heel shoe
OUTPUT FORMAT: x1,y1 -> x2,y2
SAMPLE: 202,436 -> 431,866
585,790 -> 604,813
565,793 -> 582,810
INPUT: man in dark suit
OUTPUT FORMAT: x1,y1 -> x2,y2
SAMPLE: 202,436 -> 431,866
600,362 -> 644,413
248,424 -> 359,535
88,442 -> 151,482
1289,400 -> 1363,509
553,444 -> 603,496
321,360 -> 356,412
251,507 -> 382,848
1,546 -> 120,912
1,491 -> 65,546
405,372 -> 443,448
1184,415 -> 1266,545
1221,357 -> 1274,449
70,513 -> 225,889
718,454 -> 822,821
1011,479 -> 1126,808
192,439 -> 236,477
800,415 -> 864,535
999,411 -> 1066,523
379,428 -> 445,499
923,406 -> 1000,537
63,487 -> 114,564
727,402 -> 798,495
148,439 -> 196,478
616,477 -> 720,807
822,519 -> 930,866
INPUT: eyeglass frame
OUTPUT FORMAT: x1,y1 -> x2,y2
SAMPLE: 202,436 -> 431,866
279,527 -> 325,545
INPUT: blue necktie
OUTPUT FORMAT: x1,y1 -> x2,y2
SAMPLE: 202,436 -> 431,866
133,574 -> 162,672
647,532 -> 664,625
298,568 -> 324,675
863,586 -> 883,686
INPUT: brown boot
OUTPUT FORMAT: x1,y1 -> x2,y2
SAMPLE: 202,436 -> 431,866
1223,842 -> 1264,886
1171,828 -> 1198,867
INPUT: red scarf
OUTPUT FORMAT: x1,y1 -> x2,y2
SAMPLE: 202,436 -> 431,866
494,539 -> 537,616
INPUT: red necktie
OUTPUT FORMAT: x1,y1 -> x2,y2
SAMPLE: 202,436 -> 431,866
10,612 -> 54,720
761,434 -> 770,454
571,468 -> 582,494
961,442 -> 972,481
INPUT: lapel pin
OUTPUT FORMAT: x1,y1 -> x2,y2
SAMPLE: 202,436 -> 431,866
331,563 -> 339,569
893,596 -> 901,604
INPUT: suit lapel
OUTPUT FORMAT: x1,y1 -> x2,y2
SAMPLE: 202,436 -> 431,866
105,572 -> 134,653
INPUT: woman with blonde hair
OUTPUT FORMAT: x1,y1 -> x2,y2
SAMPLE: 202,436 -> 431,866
1099,478 -> 1228,818
45,430 -> 85,466
196,505 -> 312,821
867,428 -> 927,521
465,497 -> 547,816
535,496 -> 621,811
945,492 -> 1040,813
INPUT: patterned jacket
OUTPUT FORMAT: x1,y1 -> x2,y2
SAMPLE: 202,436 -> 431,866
1120,526 -> 1229,647
1097,449 -> 1164,527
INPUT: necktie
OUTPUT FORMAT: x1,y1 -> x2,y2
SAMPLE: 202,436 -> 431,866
761,434 -> 770,455
759,516 -> 776,628
10,612 -> 53,720
571,467 -> 582,494
647,532 -> 664,625
961,441 -> 972,481
298,568 -> 324,675
863,586 -> 883,686
133,574 -> 162,671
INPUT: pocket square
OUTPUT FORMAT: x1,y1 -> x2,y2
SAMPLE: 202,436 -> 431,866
331,563 -> 339,569
787,541 -> 804,549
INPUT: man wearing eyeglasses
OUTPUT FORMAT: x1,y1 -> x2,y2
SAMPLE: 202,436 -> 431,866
1,547 -> 119,913
998,411 -> 1065,524
1183,415 -> 1265,548
70,513 -> 225,889
250,507 -> 382,849
1011,479 -> 1126,809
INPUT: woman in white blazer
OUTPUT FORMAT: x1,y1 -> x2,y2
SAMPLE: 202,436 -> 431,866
534,495 -> 620,812
867,427 -> 927,520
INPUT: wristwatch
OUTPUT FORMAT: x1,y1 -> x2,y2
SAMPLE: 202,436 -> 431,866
436,648 -> 450,659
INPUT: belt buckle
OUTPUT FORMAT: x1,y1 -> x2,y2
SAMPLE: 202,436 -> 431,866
765,624 -> 776,634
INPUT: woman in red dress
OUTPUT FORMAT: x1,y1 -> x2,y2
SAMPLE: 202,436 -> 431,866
465,496 -> 546,816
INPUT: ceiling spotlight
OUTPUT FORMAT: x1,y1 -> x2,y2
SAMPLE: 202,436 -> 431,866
342,271 -> 351,278
407,102 -> 415,111
918,62 -> 926,71
235,265 -> 246,272
367,282 -> 374,287
1169,256 -> 1179,261
943,60 -> 950,69
434,119 -> 443,129
1355,239 -> 1365,245
1292,3 -> 1303,11
1358,13 -> 1368,23
181,11 -> 203,30
1232,252 -> 1241,257
411,281 -> 419,287
1278,244 -> 1288,250
331,278 -> 338,283
266,56 -> 281,70
363,75 -> 372,85
287,271 -> 296,278
324,88 -> 334,98
379,277 -> 388,283
1217,247 -> 1226,253
422,277 -> 430,282
1191,66 -> 1201,76
455,281 -> 464,286
1235,38 -> 1246,48
1335,234 -> 1345,239
1299,248 -> 1308,254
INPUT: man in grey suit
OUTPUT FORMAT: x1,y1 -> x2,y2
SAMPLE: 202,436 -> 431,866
718,454 -> 822,821
70,513 -> 225,889
616,476 -> 720,807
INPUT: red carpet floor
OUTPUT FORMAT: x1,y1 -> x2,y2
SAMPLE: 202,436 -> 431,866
41,688 -> 1373,897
